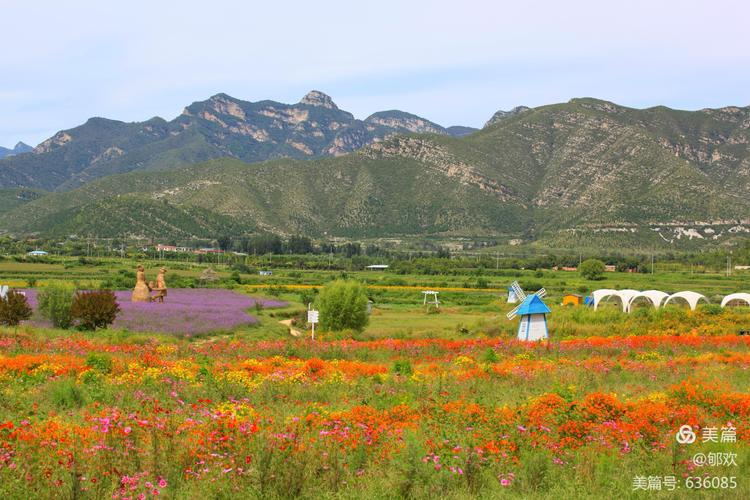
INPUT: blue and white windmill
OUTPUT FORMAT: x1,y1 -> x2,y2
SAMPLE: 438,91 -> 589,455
507,286 -> 519,304
506,282 -> 550,341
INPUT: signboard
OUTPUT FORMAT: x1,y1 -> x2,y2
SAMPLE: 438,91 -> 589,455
307,310 -> 319,324
307,309 -> 319,340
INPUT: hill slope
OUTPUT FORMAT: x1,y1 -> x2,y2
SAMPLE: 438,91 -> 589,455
0,91 -> 462,191
2,98 -> 749,247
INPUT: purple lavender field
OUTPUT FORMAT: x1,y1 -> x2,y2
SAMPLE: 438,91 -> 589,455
23,288 -> 287,335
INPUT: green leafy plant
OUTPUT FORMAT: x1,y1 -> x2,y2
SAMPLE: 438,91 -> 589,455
38,282 -> 76,329
85,352 -> 113,373
392,359 -> 413,376
316,279 -> 369,332
0,290 -> 33,327
70,290 -> 120,330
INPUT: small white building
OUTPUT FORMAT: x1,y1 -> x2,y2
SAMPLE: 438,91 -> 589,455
366,264 -> 389,270
515,295 -> 551,341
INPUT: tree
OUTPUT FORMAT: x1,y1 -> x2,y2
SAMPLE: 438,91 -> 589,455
217,235 -> 232,252
286,236 -> 314,254
580,259 -> 606,280
70,290 -> 120,330
0,290 -> 33,327
316,280 -> 369,332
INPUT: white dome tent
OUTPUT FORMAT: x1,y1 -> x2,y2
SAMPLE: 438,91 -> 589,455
591,289 -> 618,311
628,290 -> 669,310
616,290 -> 640,313
663,291 -> 709,311
592,289 -> 639,312
720,293 -> 750,308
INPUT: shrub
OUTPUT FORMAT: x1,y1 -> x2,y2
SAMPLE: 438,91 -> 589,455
580,259 -> 605,280
26,278 -> 38,288
392,359 -> 413,376
700,303 -> 723,315
86,352 -> 113,373
70,290 -> 120,330
316,279 -> 369,332
0,290 -> 33,327
299,289 -> 318,308
482,348 -> 499,363
38,282 -> 76,329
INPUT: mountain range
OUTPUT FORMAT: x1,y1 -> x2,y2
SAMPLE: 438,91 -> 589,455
0,91 -> 476,191
0,93 -> 749,248
0,142 -> 33,160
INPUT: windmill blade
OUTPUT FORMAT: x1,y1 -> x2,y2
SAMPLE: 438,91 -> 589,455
534,288 -> 547,298
506,304 -> 522,320
510,281 -> 527,301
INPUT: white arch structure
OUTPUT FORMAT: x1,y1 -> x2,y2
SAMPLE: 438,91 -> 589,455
592,289 -> 617,311
721,293 -> 750,308
592,289 -> 639,312
663,291 -> 709,311
590,289 -> 725,313
628,290 -> 669,310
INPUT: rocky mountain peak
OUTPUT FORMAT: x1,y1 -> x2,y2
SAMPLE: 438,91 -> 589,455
484,106 -> 531,127
0,141 -> 33,160
299,90 -> 338,110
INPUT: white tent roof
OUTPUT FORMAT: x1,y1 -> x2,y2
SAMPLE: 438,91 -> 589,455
663,291 -> 708,311
720,293 -> 750,307
591,289 -> 617,310
617,289 -> 640,312
592,289 -> 638,312
628,290 -> 669,309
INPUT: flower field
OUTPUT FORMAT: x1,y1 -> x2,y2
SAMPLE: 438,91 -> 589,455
0,328 -> 748,498
22,289 -> 287,336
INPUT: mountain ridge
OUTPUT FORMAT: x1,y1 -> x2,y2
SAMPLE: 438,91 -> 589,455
2,96 -> 749,248
0,91 -> 472,191
0,141 -> 33,160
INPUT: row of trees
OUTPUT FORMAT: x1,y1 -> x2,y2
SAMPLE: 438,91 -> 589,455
2,235 -> 749,272
0,286 -> 119,330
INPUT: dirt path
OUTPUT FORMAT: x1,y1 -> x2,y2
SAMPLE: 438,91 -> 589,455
279,319 -> 303,337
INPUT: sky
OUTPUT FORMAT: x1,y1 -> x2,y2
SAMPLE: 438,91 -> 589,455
1,0 -> 749,147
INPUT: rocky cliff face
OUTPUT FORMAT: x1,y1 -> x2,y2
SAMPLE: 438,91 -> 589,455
484,106 -> 531,127
299,90 -> 339,109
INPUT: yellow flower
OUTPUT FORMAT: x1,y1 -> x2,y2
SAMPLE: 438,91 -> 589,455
453,355 -> 475,366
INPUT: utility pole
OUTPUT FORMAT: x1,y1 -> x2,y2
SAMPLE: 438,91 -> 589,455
495,251 -> 499,270
651,253 -> 654,274
727,251 -> 732,277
